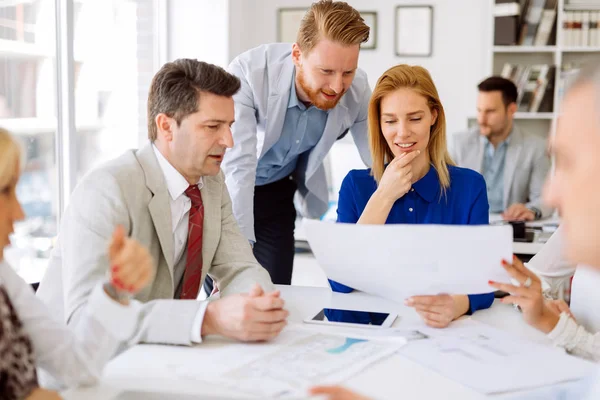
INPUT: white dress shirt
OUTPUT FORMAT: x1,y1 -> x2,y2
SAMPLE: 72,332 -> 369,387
152,145 -> 207,343
0,261 -> 140,389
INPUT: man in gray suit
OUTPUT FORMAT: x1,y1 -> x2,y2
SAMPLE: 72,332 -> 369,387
450,76 -> 552,221
37,60 -> 288,345
220,0 -> 372,286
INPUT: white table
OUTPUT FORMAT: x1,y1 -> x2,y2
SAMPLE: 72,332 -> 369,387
61,285 -> 582,400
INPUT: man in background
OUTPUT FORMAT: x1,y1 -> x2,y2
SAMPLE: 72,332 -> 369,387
450,76 -> 552,221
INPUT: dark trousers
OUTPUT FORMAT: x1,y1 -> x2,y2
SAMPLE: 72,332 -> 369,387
203,175 -> 297,294
252,175 -> 297,285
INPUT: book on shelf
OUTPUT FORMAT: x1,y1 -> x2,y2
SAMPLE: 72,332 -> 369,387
563,10 -> 600,46
530,65 -> 555,112
501,63 -> 555,112
494,1 -> 522,45
565,0 -> 600,6
494,0 -> 559,46
520,0 -> 549,45
534,0 -> 558,45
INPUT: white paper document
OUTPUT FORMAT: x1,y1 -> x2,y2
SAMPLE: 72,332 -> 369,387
107,327 -> 405,398
304,220 -> 514,302
398,319 -> 595,394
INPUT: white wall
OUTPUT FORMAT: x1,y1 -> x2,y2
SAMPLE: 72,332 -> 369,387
168,0 -> 491,134
226,0 -> 492,136
167,0 -> 493,199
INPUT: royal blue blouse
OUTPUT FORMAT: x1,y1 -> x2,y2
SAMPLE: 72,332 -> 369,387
328,164 -> 494,318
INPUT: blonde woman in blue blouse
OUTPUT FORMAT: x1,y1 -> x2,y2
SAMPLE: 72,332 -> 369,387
327,64 -> 494,328
311,63 -> 600,400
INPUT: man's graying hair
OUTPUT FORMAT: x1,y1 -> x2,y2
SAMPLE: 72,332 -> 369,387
147,59 -> 241,141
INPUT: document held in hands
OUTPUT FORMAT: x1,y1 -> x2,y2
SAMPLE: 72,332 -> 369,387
304,220 -> 513,302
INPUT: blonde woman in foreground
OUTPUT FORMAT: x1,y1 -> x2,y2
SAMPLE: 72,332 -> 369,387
0,128 -> 154,399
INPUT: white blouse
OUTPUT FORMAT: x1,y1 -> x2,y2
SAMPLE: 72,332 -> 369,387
546,266 -> 600,362
0,261 -> 141,389
526,227 -> 600,362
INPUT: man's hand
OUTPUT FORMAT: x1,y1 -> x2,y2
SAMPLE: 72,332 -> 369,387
502,203 -> 535,221
201,284 -> 289,341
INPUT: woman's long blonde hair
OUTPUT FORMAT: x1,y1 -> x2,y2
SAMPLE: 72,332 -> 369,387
0,128 -> 21,190
368,65 -> 454,191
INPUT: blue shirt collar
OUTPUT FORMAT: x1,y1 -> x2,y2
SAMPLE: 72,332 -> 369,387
479,126 -> 513,149
411,165 -> 439,203
288,70 -> 307,111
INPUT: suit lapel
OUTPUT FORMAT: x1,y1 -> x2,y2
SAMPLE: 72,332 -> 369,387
463,132 -> 485,173
136,143 -> 175,276
261,57 -> 295,158
503,127 -> 522,208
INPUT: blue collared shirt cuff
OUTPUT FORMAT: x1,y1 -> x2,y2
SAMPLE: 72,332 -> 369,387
466,292 -> 495,315
328,279 -> 354,293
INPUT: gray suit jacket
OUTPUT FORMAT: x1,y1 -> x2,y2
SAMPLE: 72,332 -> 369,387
449,126 -> 553,218
37,143 -> 273,345
224,43 -> 372,242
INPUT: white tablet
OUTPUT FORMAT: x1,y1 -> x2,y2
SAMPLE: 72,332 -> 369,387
303,308 -> 397,329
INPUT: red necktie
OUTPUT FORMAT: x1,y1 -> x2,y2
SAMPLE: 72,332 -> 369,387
180,184 -> 204,300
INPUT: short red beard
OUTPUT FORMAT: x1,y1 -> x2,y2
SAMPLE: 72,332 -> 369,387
296,67 -> 344,111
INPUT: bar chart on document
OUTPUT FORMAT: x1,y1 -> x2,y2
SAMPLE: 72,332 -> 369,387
219,333 -> 398,397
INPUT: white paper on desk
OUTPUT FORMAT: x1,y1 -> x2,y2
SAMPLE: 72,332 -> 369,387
211,327 -> 406,398
304,220 -> 513,301
109,327 -> 406,399
398,319 -> 595,394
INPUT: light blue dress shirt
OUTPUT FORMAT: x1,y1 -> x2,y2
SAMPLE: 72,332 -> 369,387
481,136 -> 510,213
255,72 -> 328,186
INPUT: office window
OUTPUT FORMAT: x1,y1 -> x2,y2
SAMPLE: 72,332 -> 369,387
1,0 -> 159,283
0,0 -> 57,283
73,0 -> 157,178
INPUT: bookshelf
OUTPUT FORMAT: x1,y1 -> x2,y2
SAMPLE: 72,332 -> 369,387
487,0 -> 600,137
562,46 -> 600,51
514,111 -> 555,119
493,45 -> 557,52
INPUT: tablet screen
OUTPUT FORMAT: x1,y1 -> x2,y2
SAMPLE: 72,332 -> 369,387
312,308 -> 391,326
